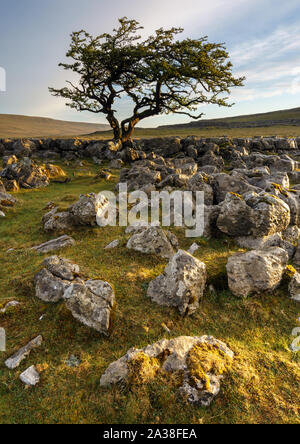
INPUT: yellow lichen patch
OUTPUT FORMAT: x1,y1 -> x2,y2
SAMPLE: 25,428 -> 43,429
284,265 -> 297,280
127,352 -> 161,385
229,192 -> 243,200
187,343 -> 233,391
271,183 -> 289,198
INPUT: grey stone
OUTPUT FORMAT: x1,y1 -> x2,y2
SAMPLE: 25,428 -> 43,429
127,226 -> 175,259
100,335 -> 233,408
20,366 -> 40,386
63,280 -> 115,334
32,235 -> 76,253
5,336 -> 43,369
227,247 -> 288,298
147,250 -> 207,316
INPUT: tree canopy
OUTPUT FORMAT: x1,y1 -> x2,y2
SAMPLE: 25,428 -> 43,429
49,17 -> 245,146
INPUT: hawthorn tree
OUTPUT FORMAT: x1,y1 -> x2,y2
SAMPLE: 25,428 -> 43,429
49,17 -> 244,147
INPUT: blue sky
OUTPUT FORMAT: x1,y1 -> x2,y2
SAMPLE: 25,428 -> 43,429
1,0 -> 300,127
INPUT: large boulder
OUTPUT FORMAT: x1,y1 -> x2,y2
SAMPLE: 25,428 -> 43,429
147,250 -> 207,316
217,192 -> 290,238
100,335 -> 234,407
127,226 -> 175,259
226,247 -> 288,298
63,280 -> 115,335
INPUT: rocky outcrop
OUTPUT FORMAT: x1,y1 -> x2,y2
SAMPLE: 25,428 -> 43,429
100,335 -> 234,407
147,250 -> 207,316
226,247 -> 288,298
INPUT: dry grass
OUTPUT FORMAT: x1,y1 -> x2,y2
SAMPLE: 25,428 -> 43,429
0,160 -> 299,424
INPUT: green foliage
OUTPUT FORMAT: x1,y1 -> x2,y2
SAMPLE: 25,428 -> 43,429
49,17 -> 244,144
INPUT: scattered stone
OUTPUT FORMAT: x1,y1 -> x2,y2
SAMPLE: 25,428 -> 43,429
0,192 -> 17,207
0,211 -> 5,217
63,280 -> 115,335
34,256 -> 80,303
289,273 -> 300,302
20,366 -> 40,386
5,336 -> 43,369
105,240 -> 119,250
66,355 -> 81,368
32,235 -> 76,253
0,301 -> 20,313
127,226 -> 175,259
100,335 -> 234,407
226,247 -> 288,298
188,243 -> 199,255
147,250 -> 207,316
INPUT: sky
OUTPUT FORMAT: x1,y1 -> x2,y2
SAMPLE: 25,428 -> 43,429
1,0 -> 300,127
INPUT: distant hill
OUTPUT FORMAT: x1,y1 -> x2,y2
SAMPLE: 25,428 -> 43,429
158,107 -> 300,129
0,114 -> 110,138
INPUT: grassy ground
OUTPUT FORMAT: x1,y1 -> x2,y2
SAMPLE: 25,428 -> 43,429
82,126 -> 300,140
0,160 -> 299,424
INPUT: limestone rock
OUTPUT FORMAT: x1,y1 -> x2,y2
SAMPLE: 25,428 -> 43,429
69,193 -> 102,226
289,273 -> 300,302
63,280 -> 115,335
127,226 -> 175,259
147,250 -> 207,315
34,256 -> 80,302
226,247 -> 288,298
32,235 -> 76,253
104,240 -> 119,250
5,336 -> 43,369
217,192 -> 290,238
20,366 -> 40,386
0,192 -> 17,207
0,301 -> 20,313
100,335 -> 233,407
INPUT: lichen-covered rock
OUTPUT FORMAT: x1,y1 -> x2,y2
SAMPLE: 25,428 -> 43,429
20,366 -> 40,386
69,193 -> 102,226
217,191 -> 290,238
34,256 -> 80,302
127,226 -> 175,259
32,235 -> 76,253
147,250 -> 206,316
42,207 -> 76,233
289,272 -> 300,302
226,247 -> 288,298
5,336 -> 43,369
63,280 -> 115,335
0,192 -> 17,207
100,336 -> 234,407
213,172 -> 259,204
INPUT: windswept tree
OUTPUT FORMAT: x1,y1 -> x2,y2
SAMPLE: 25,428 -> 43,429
50,17 -> 244,147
